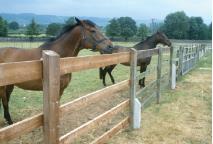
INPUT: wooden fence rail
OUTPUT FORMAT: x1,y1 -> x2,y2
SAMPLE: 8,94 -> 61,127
0,80 -> 129,142
59,100 -> 130,144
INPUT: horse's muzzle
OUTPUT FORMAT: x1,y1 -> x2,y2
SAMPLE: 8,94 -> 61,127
100,45 -> 113,54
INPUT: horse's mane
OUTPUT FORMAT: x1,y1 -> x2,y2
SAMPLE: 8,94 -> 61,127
83,20 -> 96,27
40,19 -> 96,49
134,35 -> 153,48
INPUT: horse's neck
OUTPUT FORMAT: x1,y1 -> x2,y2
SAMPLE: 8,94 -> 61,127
41,30 -> 82,58
134,37 -> 157,50
145,36 -> 159,49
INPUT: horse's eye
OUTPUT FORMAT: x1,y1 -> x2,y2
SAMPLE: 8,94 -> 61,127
91,30 -> 96,33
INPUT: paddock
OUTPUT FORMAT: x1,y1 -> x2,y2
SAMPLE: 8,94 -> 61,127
0,40 -> 211,144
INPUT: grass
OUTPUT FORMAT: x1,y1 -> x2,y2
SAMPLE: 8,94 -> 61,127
109,52 -> 212,144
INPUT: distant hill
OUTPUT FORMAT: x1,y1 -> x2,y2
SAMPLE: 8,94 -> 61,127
0,13 -> 163,27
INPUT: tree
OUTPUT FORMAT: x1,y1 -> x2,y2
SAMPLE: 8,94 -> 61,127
46,23 -> 62,36
105,18 -> 121,39
137,24 -> 149,40
199,23 -> 208,40
161,11 -> 189,39
65,17 -> 75,26
26,18 -> 39,39
0,16 -> 8,37
117,17 -> 137,40
9,21 -> 19,30
188,17 -> 208,40
208,22 -> 212,39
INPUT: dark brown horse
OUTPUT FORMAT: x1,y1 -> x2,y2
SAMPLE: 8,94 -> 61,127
100,32 -> 171,87
0,17 -> 113,125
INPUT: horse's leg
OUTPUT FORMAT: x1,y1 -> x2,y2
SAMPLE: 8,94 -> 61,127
108,65 -> 116,84
59,74 -> 71,99
1,86 -> 13,124
102,67 -> 108,86
99,68 -> 103,79
139,64 -> 147,88
6,85 -> 14,102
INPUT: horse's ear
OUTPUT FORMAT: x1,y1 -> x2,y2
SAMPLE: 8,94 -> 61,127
75,17 -> 81,24
157,31 -> 162,34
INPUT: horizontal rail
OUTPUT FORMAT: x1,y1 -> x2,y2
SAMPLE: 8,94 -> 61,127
173,58 -> 180,61
136,71 -> 146,80
137,47 -> 170,60
0,80 -> 129,142
162,47 -> 171,53
137,48 -> 159,59
136,66 -> 157,80
60,80 -> 129,117
90,117 -> 130,144
141,92 -> 157,109
0,60 -> 42,86
140,74 -> 169,109
0,47 -> 170,86
136,79 -> 157,96
59,99 -> 130,144
0,53 -> 130,86
60,52 -> 130,74
183,57 -> 196,63
0,113 -> 43,142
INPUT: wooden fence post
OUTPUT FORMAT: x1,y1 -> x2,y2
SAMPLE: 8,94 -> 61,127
178,46 -> 183,78
130,48 -> 141,129
157,46 -> 162,104
42,50 -> 60,144
196,45 -> 199,62
169,45 -> 173,88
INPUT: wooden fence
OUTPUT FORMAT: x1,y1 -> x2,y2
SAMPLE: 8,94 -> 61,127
0,46 -> 171,143
0,41 -> 211,143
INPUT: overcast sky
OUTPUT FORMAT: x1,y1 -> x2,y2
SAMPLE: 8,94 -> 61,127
0,0 -> 212,24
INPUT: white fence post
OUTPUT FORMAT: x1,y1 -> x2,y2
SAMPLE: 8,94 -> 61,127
170,45 -> 176,89
130,48 -> 141,129
171,59 -> 176,89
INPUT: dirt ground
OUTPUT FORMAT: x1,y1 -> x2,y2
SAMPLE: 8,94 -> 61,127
109,64 -> 212,143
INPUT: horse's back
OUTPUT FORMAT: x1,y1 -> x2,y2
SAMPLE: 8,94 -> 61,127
0,47 -> 41,63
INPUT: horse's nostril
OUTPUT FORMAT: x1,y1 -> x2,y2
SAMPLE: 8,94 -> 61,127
108,45 -> 113,48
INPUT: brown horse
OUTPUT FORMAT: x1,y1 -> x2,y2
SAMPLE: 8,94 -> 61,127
100,32 -> 171,86
0,17 -> 113,125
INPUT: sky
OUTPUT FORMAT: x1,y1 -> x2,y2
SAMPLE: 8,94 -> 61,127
0,0 -> 212,24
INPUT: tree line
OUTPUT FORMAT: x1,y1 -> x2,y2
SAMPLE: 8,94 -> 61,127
0,16 -> 75,38
0,11 -> 211,40
106,11 -> 211,40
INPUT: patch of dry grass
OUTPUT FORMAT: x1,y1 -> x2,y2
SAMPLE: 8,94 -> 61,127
109,54 -> 212,144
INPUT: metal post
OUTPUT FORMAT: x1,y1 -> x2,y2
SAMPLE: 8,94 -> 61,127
130,48 -> 141,129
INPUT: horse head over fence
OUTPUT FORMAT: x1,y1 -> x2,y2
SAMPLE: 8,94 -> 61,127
0,17 -> 113,125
